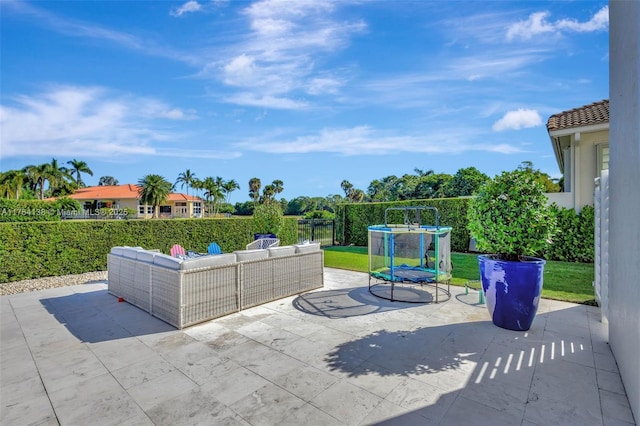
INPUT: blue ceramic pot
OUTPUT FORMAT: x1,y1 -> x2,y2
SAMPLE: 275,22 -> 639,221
478,255 -> 545,331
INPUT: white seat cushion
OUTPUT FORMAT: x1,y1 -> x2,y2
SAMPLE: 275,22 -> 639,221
268,246 -> 296,257
153,253 -> 183,270
233,249 -> 269,262
295,242 -> 321,254
180,253 -> 237,271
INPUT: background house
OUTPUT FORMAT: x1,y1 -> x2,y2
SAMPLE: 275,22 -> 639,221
546,99 -> 609,211
63,184 -> 202,218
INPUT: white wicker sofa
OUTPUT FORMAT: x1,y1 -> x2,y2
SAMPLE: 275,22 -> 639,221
107,243 -> 323,329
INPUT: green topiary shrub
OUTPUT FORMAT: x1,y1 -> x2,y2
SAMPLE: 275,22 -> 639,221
467,168 -> 557,261
252,203 -> 285,236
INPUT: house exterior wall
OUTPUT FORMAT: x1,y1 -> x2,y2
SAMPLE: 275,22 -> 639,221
574,130 -> 608,210
609,1 -> 640,420
546,129 -> 608,212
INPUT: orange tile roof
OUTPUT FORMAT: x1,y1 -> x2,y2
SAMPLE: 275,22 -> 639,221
546,99 -> 609,132
64,185 -> 201,202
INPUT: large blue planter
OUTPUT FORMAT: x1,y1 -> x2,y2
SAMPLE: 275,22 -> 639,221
478,255 -> 545,331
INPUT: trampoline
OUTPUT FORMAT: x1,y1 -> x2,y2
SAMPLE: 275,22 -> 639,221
368,206 -> 452,303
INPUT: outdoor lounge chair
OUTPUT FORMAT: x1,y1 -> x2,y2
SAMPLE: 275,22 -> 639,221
245,237 -> 280,250
170,244 -> 186,258
207,242 -> 223,255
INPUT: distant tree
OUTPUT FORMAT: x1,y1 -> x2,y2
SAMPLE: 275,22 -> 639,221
261,184 -> 275,204
414,168 -> 434,177
175,169 -> 196,196
368,178 -> 393,202
138,174 -> 172,218
0,170 -> 25,199
340,180 -> 353,198
191,177 -> 204,199
66,159 -> 93,187
272,180 -> 284,197
23,159 -> 73,199
234,201 -> 254,215
517,161 -> 561,193
411,173 -> 452,199
443,167 -> 490,197
349,189 -> 366,203
98,176 -> 119,186
223,179 -> 240,203
42,158 -> 75,197
249,178 -> 261,206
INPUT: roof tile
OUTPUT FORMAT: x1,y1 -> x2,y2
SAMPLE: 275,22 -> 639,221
546,99 -> 609,131
64,185 -> 200,201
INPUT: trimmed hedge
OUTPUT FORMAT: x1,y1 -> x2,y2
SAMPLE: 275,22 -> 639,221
543,205 -> 595,263
0,217 -> 298,283
335,199 -> 594,263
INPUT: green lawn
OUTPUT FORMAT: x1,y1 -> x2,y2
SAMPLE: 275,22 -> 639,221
322,246 -> 596,305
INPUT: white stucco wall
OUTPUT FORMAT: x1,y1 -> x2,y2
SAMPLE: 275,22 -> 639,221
575,130 -> 608,209
609,1 -> 640,421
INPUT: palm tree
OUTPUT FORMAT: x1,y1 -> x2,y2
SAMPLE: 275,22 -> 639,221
98,176 -> 119,186
22,163 -> 48,199
249,178 -> 261,206
0,170 -> 25,199
340,180 -> 353,198
261,184 -> 275,204
272,180 -> 284,197
350,189 -> 366,203
414,168 -> 434,177
175,169 -> 196,196
137,174 -> 172,218
67,159 -> 93,187
223,179 -> 240,203
42,158 -> 74,197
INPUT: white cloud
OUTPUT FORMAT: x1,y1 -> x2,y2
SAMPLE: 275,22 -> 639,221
233,126 -> 527,156
492,109 -> 542,131
306,77 -> 342,95
506,6 -> 608,41
213,0 -> 365,109
556,6 -> 609,32
0,86 -> 233,160
224,93 -> 308,110
171,1 -> 202,17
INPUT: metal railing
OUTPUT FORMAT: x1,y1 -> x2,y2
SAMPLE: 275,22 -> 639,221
297,219 -> 334,246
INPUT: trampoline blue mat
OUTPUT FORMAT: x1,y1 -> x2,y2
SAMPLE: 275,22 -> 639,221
370,265 -> 437,283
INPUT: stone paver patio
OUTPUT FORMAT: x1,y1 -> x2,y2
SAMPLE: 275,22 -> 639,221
1,268 -> 636,425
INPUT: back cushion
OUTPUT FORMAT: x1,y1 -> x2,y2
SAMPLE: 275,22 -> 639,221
233,249 -> 269,262
110,246 -> 126,256
180,253 -> 237,271
136,250 -> 157,263
153,253 -> 183,270
268,246 -> 296,257
295,242 -> 321,254
122,247 -> 144,259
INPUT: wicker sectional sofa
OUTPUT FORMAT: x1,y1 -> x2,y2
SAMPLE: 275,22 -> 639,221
107,243 -> 323,329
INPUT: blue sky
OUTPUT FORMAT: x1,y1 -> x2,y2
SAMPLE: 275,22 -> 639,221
0,0 -> 609,203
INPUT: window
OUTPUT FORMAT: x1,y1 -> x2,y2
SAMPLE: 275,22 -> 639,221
598,144 -> 609,172
193,202 -> 202,216
159,205 -> 172,214
138,205 -> 153,214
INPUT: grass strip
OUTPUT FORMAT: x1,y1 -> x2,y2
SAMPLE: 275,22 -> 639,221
322,246 -> 595,305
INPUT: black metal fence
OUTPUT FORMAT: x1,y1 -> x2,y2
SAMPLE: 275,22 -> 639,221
297,219 -> 335,246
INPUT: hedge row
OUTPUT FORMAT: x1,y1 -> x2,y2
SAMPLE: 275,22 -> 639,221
0,217 -> 298,283
335,199 -> 595,263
